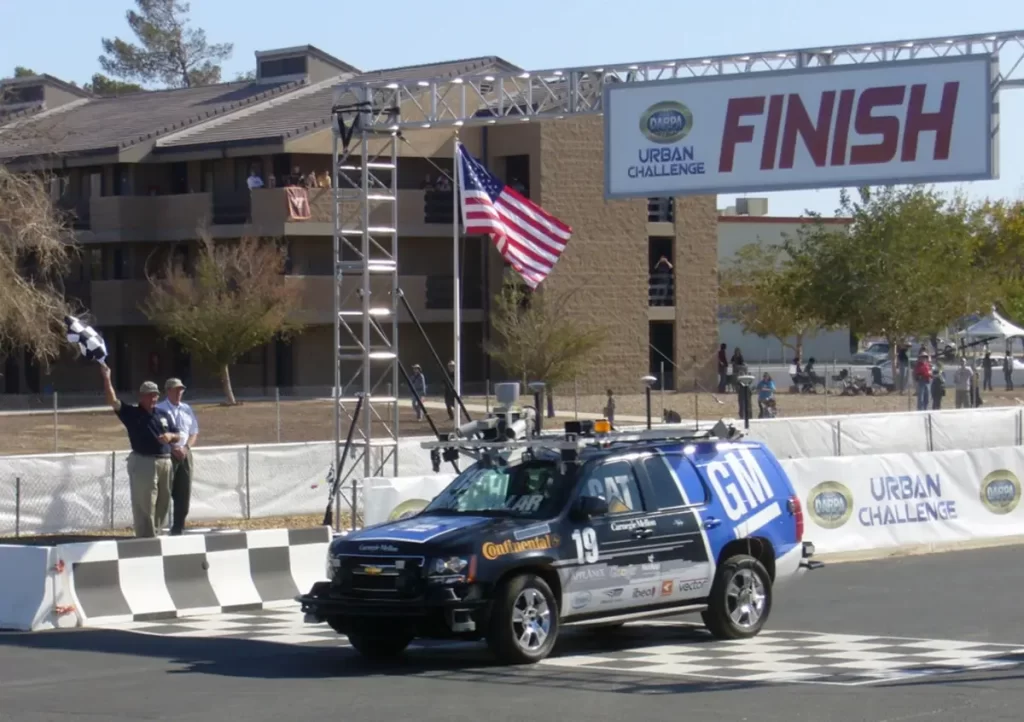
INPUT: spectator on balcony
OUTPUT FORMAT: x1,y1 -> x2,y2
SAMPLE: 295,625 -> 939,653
444,360 -> 457,420
246,169 -> 264,191
316,170 -> 331,188
436,174 -> 452,191
410,364 -> 427,421
421,174 -> 436,189
284,166 -> 304,187
509,177 -> 526,194
650,256 -> 673,307
303,171 -> 318,189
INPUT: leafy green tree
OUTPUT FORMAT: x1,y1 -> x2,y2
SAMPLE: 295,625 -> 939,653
485,277 -> 606,411
784,186 -> 984,367
99,0 -> 233,88
12,66 -> 36,78
142,234 -> 303,404
719,240 -> 819,359
971,198 -> 1024,324
83,73 -> 143,96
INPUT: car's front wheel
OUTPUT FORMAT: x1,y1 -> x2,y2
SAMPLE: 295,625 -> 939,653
702,554 -> 772,640
486,573 -> 559,664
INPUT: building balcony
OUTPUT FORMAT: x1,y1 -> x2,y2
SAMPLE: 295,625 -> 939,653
89,193 -> 213,242
647,197 -> 675,237
88,275 -> 485,327
648,271 -> 675,321
245,188 -> 456,238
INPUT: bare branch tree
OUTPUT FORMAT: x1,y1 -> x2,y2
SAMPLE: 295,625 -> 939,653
485,276 -> 607,403
0,166 -> 78,365
141,233 -> 304,405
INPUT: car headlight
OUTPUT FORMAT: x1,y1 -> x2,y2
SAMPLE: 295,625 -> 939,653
430,556 -> 469,575
326,554 -> 340,580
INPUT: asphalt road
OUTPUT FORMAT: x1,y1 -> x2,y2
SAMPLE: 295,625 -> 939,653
3,546 -> 1024,722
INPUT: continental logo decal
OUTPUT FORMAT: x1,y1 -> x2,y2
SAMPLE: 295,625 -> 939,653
979,469 -> 1021,515
640,101 -> 693,144
806,481 -> 854,529
481,534 -> 559,560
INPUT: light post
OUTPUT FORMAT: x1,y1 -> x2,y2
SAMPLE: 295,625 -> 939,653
641,375 -> 657,429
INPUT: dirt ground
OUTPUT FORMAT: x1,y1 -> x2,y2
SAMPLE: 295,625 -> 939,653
3,386 -> 1022,457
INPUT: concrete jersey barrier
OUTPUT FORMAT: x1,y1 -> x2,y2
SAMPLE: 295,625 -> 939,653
0,527 -> 331,631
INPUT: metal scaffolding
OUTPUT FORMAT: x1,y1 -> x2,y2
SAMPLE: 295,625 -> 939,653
334,29 -> 1024,133
330,89 -> 400,528
329,29 -> 1024,523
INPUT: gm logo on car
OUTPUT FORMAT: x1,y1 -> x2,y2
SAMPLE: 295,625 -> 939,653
806,481 -> 854,529
640,101 -> 693,144
979,469 -> 1021,515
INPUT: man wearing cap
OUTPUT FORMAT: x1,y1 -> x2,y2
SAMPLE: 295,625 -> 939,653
100,365 -> 181,538
157,378 -> 199,535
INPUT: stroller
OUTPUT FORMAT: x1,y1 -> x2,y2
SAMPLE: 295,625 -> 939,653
758,396 -> 778,418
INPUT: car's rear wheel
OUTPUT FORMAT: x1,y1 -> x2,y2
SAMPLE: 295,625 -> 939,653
486,573 -> 559,664
702,554 -> 772,640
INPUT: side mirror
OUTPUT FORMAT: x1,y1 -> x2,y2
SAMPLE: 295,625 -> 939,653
573,495 -> 609,521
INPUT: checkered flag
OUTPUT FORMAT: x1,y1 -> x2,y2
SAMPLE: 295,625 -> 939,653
64,315 -> 108,366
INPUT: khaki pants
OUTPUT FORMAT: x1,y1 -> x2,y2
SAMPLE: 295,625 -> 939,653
127,452 -> 173,538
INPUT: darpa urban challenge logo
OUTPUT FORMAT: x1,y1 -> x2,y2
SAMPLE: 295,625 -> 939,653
806,481 -> 854,529
979,469 -> 1021,515
630,101 -> 706,181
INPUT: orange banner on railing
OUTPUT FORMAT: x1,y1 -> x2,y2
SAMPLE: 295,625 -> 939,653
286,187 -> 311,220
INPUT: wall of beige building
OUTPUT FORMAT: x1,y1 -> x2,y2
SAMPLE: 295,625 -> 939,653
717,217 -> 852,364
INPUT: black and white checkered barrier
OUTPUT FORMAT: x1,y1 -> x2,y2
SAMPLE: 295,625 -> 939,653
0,527 -> 331,631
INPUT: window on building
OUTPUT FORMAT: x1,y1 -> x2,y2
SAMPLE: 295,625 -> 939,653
259,56 -> 307,79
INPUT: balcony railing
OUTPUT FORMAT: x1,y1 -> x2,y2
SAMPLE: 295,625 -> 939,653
212,190 -> 251,225
649,272 -> 674,306
425,275 -> 483,310
56,196 -> 91,230
648,198 -> 674,223
424,190 -> 455,225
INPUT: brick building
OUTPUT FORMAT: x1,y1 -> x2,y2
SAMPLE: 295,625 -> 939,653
0,45 -> 718,398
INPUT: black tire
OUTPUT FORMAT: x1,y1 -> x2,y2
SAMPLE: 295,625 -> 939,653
346,629 -> 414,660
702,554 -> 772,640
486,573 -> 559,664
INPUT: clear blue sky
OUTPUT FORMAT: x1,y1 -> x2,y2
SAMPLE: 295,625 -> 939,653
2,0 -> 1021,216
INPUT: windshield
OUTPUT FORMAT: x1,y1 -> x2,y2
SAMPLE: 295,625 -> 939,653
423,459 -> 573,518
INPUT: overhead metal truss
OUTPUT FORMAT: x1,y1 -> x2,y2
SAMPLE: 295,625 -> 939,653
332,30 -> 1024,131
331,90 -> 400,529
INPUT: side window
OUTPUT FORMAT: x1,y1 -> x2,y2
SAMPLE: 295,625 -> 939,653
641,455 -> 687,509
583,460 -> 644,515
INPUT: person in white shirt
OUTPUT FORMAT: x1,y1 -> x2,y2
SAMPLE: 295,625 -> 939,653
246,169 -> 264,190
953,357 -> 974,409
156,378 -> 199,535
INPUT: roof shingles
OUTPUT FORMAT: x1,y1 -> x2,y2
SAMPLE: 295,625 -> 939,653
0,79 -> 303,160
0,55 -> 521,159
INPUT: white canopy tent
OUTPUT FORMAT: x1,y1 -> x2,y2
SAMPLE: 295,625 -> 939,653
961,308 -> 1024,341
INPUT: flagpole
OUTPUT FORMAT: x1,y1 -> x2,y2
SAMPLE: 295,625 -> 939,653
452,134 -> 462,398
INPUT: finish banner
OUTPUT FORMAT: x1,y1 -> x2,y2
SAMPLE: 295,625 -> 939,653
782,446 -> 1024,554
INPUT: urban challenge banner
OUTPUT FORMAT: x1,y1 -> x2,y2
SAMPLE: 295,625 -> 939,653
781,446 -> 1024,554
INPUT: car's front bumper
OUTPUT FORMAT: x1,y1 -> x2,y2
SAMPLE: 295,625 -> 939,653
296,580 -> 492,637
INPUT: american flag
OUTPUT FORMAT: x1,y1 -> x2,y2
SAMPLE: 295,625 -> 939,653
456,142 -> 572,288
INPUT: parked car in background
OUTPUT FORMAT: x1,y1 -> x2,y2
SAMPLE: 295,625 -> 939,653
852,342 -> 890,366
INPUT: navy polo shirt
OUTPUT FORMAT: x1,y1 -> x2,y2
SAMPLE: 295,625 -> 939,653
116,403 -> 180,457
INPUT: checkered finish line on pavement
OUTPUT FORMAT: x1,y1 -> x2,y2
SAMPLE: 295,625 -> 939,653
58,527 -> 331,626
93,610 -> 1024,687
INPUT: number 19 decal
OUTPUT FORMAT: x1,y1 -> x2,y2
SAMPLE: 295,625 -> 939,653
572,527 -> 599,564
